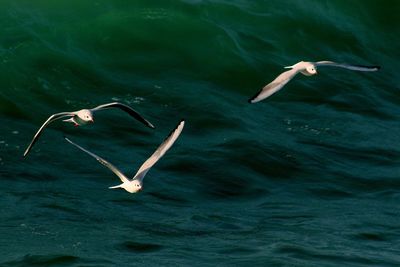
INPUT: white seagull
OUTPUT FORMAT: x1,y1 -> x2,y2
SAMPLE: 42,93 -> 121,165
64,120 -> 185,193
23,102 -> 155,157
248,61 -> 380,103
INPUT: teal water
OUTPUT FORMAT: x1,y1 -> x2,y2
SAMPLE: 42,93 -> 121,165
1,0 -> 400,266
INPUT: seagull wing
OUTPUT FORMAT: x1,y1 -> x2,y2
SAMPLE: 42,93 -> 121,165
315,61 -> 380,72
248,68 -> 299,103
64,137 -> 129,184
23,112 -> 74,157
91,102 -> 155,129
132,120 -> 184,182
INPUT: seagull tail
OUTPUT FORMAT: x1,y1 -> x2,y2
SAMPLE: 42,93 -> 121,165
284,65 -> 294,69
109,184 -> 123,190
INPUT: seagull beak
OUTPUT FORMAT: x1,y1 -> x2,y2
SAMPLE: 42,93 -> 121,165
90,119 -> 94,123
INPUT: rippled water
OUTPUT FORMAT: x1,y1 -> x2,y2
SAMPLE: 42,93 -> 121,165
1,0 -> 400,266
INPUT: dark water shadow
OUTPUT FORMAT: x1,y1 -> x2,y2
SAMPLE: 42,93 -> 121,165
0,254 -> 111,267
117,241 -> 164,253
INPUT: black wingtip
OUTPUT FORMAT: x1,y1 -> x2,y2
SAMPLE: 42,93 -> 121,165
248,90 -> 261,104
354,64 -> 381,71
366,65 -> 381,70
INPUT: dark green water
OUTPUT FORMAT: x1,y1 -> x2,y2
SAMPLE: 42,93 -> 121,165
1,0 -> 400,266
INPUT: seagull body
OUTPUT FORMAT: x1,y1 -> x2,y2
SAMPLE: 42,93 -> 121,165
65,120 -> 185,193
23,102 -> 155,157
248,61 -> 380,103
62,110 -> 94,126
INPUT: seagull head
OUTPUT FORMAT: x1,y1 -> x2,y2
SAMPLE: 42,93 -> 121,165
124,180 -> 142,193
133,180 -> 142,192
306,65 -> 317,75
76,109 -> 94,123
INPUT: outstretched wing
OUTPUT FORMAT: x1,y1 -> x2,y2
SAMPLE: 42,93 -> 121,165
132,120 -> 185,182
23,112 -> 74,157
248,68 -> 299,103
64,137 -> 130,183
91,102 -> 155,129
315,61 -> 380,72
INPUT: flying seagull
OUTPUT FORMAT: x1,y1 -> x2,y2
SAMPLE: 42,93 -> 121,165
248,61 -> 380,103
23,102 -> 155,157
64,120 -> 185,193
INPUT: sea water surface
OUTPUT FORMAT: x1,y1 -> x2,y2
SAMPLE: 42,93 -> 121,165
0,0 -> 400,266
